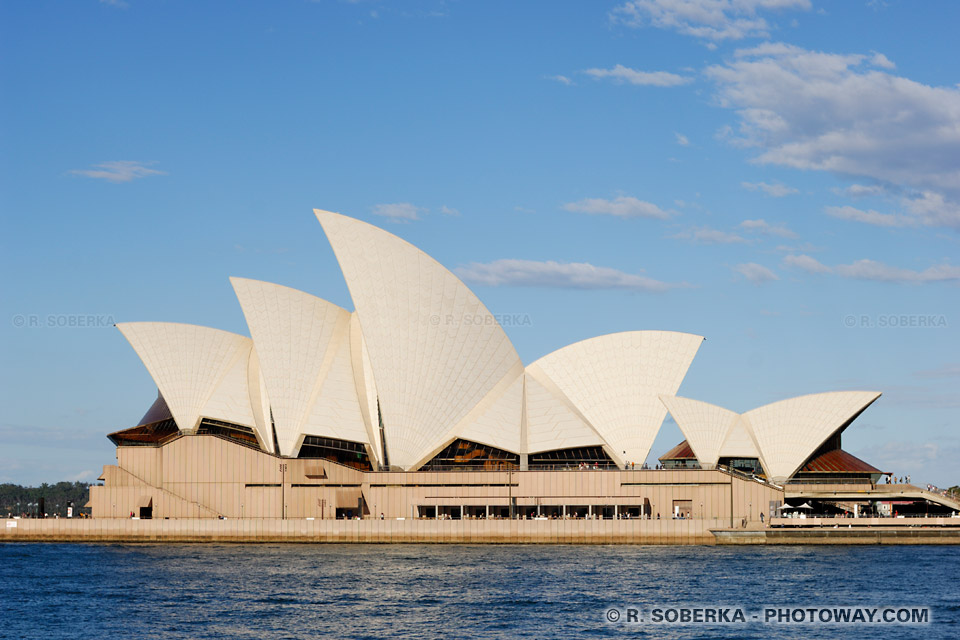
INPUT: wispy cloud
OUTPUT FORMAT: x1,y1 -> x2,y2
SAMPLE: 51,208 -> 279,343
440,205 -> 460,216
610,0 -> 811,42
456,259 -> 688,292
584,64 -> 692,87
782,254 -> 831,274
68,161 -> 165,183
739,218 -> 797,238
670,226 -> 748,244
913,364 -> 960,379
563,196 -> 673,219
733,262 -> 779,284
835,260 -> 960,284
675,132 -> 690,146
783,254 -> 960,283
825,205 -> 912,228
371,202 -> 425,222
832,183 -> 889,198
741,181 -> 798,197
100,0 -> 128,8
548,74 -> 574,85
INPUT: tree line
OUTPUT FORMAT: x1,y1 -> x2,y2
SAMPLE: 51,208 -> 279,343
1,482 -> 94,517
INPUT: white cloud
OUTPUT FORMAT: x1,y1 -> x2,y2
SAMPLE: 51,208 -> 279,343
914,363 -> 960,379
563,196 -> 673,219
548,74 -> 574,85
733,262 -> 779,284
870,52 -> 896,70
584,64 -> 692,87
67,470 -> 95,482
670,226 -> 748,244
675,132 -> 690,146
782,254 -> 960,283
834,259 -> 960,284
782,253 -> 830,273
68,160 -> 165,183
832,183 -> 888,198
371,202 -> 425,222
739,218 -> 797,238
706,43 -> 960,229
440,205 -> 460,216
741,180 -> 797,197
610,0 -> 811,42
456,259 -> 687,292
825,205 -> 912,227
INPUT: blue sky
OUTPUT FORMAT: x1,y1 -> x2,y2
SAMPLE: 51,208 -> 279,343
1,0 -> 957,486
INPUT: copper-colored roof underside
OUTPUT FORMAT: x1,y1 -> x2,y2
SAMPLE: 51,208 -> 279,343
659,440 -> 696,461
138,392 -> 173,426
798,448 -> 880,474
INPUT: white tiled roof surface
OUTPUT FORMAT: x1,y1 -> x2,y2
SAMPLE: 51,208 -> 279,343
530,331 -> 703,466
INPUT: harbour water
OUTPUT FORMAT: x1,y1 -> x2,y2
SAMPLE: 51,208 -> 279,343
0,544 -> 956,639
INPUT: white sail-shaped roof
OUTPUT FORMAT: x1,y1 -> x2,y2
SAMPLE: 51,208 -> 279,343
529,331 -> 703,467
742,391 -> 881,482
659,395 -> 740,469
245,347 -> 275,453
524,371 -> 605,454
434,366 -> 524,459
718,418 -> 759,459
300,315 -> 374,454
349,313 -> 383,466
200,342 -> 257,430
117,322 -> 254,434
230,278 -> 366,457
315,209 -> 524,470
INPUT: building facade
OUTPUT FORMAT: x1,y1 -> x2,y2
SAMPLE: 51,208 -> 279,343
90,209 -> 903,522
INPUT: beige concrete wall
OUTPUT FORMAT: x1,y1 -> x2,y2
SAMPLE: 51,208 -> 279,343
93,435 -> 782,526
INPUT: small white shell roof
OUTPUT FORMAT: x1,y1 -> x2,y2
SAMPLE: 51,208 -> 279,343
231,278 -> 370,457
529,331 -> 703,466
316,209 -> 523,470
658,395 -> 740,469
117,322 -> 257,434
524,371 -> 605,454
743,390 -> 881,482
440,366 -> 525,459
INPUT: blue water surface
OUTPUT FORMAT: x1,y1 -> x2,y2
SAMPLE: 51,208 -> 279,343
0,543 -> 956,639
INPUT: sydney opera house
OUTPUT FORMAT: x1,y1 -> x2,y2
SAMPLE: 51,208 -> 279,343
89,209 -> 953,528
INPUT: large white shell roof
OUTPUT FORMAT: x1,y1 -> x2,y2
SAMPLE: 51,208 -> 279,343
315,209 -> 524,470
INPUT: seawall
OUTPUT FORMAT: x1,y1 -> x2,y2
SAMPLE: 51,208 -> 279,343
6,518 -> 960,544
3,518 -> 720,544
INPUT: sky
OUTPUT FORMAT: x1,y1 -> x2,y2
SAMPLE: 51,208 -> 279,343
1,0 -> 958,487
